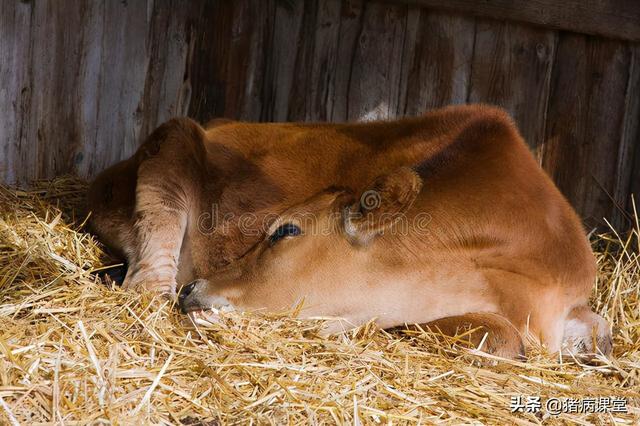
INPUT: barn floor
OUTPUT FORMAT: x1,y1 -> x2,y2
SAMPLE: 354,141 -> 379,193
0,177 -> 638,425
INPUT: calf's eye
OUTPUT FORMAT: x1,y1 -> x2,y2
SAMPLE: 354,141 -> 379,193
269,223 -> 301,246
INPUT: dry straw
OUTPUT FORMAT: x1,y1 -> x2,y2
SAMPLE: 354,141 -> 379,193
0,177 -> 638,425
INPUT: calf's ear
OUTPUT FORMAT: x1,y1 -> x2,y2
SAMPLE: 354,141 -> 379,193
342,167 -> 422,245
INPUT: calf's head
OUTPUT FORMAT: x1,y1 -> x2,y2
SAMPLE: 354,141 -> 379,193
178,167 -> 423,314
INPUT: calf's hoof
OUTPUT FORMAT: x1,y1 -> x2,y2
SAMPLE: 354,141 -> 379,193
122,272 -> 177,298
562,305 -> 613,359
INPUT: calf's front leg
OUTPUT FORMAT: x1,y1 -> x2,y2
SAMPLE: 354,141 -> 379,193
122,178 -> 187,296
122,118 -> 205,296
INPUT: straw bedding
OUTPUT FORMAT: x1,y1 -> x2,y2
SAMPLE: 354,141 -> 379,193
0,177 -> 638,425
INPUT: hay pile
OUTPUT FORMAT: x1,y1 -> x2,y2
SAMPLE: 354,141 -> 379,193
0,177 -> 638,425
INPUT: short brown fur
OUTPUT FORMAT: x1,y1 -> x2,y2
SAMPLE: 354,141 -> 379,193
88,105 -> 611,358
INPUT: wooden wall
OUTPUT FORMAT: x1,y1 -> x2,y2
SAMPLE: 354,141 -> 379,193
1,0 -> 639,230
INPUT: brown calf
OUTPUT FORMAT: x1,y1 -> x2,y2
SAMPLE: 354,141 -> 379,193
88,105 -> 611,358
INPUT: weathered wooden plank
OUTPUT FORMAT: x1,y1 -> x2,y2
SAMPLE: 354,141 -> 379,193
286,0 -> 338,122
618,45 -> 640,227
176,0 -> 323,123
385,0 -> 640,42
15,1 -> 115,181
542,34 -> 631,229
76,0 -> 194,177
82,0 -> 151,175
0,0 -> 35,183
188,0 -> 234,123
346,1 -> 409,121
467,20 -> 557,156
261,0 -> 305,122
278,1 -> 320,121
401,10 -> 475,115
331,0 -> 365,122
137,0 -> 198,137
220,0 -> 276,121
0,0 -> 195,184
301,0 -> 343,121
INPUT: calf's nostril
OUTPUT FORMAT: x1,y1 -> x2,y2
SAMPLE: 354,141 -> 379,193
179,281 -> 197,300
